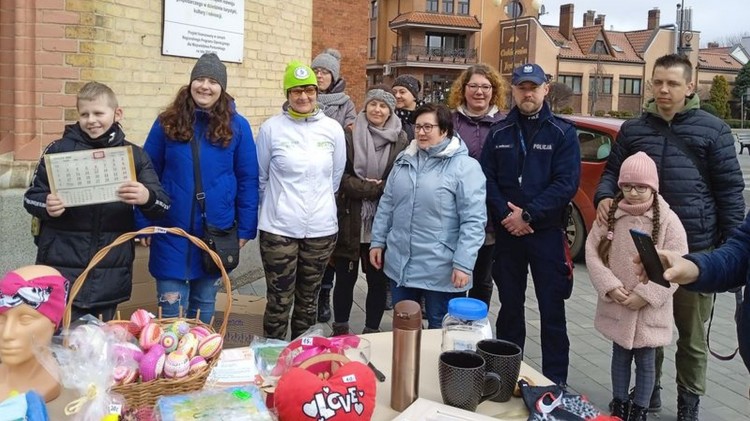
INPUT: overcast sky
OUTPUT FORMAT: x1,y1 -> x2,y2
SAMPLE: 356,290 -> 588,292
536,0 -> 748,47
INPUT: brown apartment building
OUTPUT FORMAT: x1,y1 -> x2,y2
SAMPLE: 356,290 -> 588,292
365,1 -> 743,114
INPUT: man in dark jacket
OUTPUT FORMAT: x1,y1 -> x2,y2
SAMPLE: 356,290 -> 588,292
595,54 -> 745,420
24,82 -> 170,322
481,63 -> 580,386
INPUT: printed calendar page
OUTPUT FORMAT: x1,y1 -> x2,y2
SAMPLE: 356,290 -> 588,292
45,146 -> 136,207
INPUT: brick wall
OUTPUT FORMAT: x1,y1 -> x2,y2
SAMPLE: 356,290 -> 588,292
312,0 -> 369,111
0,0 -> 313,187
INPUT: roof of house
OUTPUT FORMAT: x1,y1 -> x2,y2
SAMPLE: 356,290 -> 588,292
542,25 -> 644,64
389,12 -> 481,30
696,50 -> 743,71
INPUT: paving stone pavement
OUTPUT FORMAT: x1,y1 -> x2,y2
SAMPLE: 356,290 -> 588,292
239,261 -> 749,420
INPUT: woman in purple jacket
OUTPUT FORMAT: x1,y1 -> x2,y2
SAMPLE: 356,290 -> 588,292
446,63 -> 507,307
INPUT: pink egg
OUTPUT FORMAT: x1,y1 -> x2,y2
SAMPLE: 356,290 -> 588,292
113,341 -> 144,364
105,323 -> 134,342
189,326 -> 211,339
189,356 -> 208,374
128,309 -> 153,336
113,365 -> 138,386
164,352 -> 190,378
197,333 -> 223,359
139,323 -> 164,351
139,344 -> 166,382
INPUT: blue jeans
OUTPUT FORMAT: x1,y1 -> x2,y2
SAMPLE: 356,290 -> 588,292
156,278 -> 221,324
389,279 -> 465,329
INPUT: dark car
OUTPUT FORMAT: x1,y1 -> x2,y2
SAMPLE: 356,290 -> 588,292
564,115 -> 625,261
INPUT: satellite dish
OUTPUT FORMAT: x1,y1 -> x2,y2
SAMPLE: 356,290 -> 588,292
540,5 -> 546,15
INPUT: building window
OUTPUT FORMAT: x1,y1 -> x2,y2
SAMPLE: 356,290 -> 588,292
559,75 -> 582,94
425,32 -> 467,55
457,0 -> 469,15
370,0 -> 378,18
591,40 -> 608,55
426,0 -> 438,12
443,0 -> 454,14
590,77 -> 613,94
620,78 -> 642,95
369,37 -> 376,59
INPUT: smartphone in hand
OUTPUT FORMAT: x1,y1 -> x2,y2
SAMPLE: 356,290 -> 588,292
629,229 -> 671,288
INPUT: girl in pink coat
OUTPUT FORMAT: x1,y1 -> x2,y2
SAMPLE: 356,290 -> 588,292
586,152 -> 688,420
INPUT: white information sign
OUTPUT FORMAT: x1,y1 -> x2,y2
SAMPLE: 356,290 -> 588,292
45,146 -> 136,208
162,0 -> 245,63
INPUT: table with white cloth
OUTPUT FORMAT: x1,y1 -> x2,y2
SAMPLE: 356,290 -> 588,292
365,329 -> 553,420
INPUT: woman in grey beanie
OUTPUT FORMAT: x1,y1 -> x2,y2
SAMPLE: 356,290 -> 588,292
311,48 -> 357,322
330,87 -> 408,335
392,74 -> 423,141
311,48 -> 357,130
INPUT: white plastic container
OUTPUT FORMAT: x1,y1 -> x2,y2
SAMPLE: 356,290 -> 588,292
441,297 -> 493,352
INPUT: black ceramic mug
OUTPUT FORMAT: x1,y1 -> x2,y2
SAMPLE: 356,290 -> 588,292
476,339 -> 523,402
438,350 -> 501,411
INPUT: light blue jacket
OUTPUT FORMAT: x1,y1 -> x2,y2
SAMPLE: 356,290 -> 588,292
370,136 -> 487,292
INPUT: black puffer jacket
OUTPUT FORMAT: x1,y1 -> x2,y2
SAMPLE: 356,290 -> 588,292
24,123 -> 170,308
595,96 -> 745,251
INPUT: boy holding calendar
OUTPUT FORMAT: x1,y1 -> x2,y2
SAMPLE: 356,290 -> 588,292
23,81 -> 170,322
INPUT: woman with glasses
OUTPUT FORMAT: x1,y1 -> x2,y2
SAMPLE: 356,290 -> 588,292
256,61 -> 346,340
447,63 -> 508,308
310,48 -> 357,323
330,87 -> 408,336
369,103 -> 487,328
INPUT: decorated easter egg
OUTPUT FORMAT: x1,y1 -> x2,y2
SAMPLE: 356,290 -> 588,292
188,356 -> 208,374
128,309 -> 153,336
160,331 -> 179,353
139,323 -> 164,351
177,332 -> 199,358
105,323 -> 134,343
113,341 -> 144,364
197,333 -> 223,359
167,321 -> 190,339
189,326 -> 211,339
113,365 -> 138,386
163,351 -> 190,378
139,344 -> 166,382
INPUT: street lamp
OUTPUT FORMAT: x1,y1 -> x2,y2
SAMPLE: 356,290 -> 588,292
676,1 -> 692,57
507,0 -> 523,72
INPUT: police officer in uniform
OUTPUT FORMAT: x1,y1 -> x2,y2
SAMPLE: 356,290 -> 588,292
480,63 -> 580,385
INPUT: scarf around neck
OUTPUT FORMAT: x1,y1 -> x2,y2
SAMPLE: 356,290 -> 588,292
352,111 -> 402,236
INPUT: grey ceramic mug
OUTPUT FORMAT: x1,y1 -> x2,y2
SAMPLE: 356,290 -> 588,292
438,350 -> 502,411
476,339 -> 523,402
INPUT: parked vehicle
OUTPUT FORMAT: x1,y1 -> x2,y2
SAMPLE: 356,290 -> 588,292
564,115 -> 625,261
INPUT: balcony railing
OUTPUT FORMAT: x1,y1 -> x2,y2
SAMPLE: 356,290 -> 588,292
391,46 -> 478,64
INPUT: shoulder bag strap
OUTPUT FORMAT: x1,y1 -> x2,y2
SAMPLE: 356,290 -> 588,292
644,115 -> 711,190
189,137 -> 208,229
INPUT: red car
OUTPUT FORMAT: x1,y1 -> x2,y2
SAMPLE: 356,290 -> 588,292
563,115 -> 625,261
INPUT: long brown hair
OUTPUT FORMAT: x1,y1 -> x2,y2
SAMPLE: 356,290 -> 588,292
158,85 -> 235,147
597,191 -> 661,266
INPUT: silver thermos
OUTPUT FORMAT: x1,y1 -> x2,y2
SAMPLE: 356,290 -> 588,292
390,299 -> 422,411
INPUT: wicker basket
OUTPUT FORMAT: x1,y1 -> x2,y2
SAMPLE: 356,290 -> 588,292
62,226 -> 233,409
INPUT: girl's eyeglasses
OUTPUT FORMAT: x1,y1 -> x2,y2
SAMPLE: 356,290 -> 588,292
621,184 -> 649,193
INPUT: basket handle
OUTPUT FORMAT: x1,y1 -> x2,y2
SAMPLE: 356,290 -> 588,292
62,226 -> 232,336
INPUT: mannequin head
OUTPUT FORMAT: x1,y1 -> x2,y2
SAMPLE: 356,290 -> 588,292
0,265 -> 68,402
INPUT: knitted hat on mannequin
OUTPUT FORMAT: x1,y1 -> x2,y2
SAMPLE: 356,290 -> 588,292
311,48 -> 342,82
618,152 -> 659,192
190,52 -> 227,91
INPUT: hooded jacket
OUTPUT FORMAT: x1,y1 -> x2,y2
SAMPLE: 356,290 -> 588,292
586,195 -> 688,349
24,123 -> 170,308
370,136 -> 487,292
139,107 -> 259,281
481,102 -> 581,231
594,95 -> 744,251
256,108 -> 346,239
686,212 -> 750,374
452,105 -> 505,161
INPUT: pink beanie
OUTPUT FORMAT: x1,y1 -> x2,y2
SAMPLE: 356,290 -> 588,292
618,151 -> 659,192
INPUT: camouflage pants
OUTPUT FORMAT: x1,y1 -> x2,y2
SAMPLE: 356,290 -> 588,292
259,230 -> 337,340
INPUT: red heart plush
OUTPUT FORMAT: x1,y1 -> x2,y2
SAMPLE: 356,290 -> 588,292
275,361 -> 377,421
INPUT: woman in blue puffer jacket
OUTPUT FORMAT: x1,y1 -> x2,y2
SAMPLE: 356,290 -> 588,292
369,103 -> 487,328
139,53 -> 259,323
